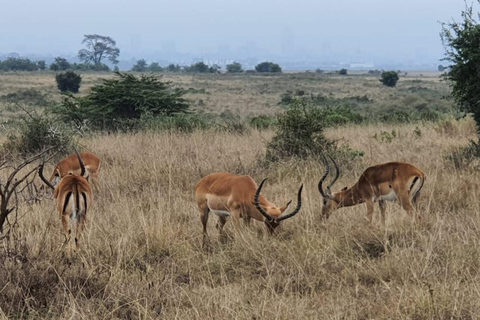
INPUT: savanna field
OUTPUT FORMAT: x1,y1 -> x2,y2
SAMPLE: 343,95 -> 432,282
1,71 -> 480,319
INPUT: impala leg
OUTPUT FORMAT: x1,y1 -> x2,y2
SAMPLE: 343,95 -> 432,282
61,214 -> 72,260
217,216 -> 228,243
198,205 -> 210,247
379,200 -> 387,226
395,187 -> 417,222
365,199 -> 375,223
75,212 -> 87,250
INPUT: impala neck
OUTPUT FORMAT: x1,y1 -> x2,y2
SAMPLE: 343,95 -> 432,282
333,184 -> 364,208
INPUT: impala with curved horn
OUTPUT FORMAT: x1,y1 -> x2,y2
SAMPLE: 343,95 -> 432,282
49,151 -> 101,189
39,148 -> 93,256
195,172 -> 303,243
319,155 -> 426,224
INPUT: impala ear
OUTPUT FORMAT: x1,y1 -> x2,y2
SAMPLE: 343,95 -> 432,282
280,200 -> 292,213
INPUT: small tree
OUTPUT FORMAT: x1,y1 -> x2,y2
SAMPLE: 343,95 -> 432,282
49,57 -> 71,71
78,34 -> 120,65
255,61 -> 282,73
55,71 -> 82,93
379,71 -> 399,87
339,68 -> 348,75
131,59 -> 148,72
441,2 -> 480,132
149,62 -> 164,72
226,62 -> 243,73
36,60 -> 46,70
166,64 -> 181,72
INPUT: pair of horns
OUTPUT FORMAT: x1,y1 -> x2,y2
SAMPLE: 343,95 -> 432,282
318,154 -> 340,198
38,147 -> 86,190
253,178 -> 303,222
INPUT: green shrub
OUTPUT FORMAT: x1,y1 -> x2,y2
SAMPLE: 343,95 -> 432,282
55,71 -> 82,93
49,72 -> 189,131
255,62 -> 282,73
339,68 -> 348,75
0,58 -> 41,71
49,57 -> 71,71
3,112 -> 74,156
131,59 -> 148,72
226,62 -> 243,73
266,99 -> 336,161
380,71 -> 400,87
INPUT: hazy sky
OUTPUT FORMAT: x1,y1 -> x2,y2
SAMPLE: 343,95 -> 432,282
0,0 -> 468,63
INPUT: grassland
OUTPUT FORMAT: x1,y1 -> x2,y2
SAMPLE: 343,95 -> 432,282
1,72 -> 480,319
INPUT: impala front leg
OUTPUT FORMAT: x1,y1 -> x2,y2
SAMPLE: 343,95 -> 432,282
365,199 -> 374,223
379,200 -> 387,226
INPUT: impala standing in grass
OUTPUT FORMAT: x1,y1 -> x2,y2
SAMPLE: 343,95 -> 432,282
195,172 -> 303,244
319,155 -> 425,224
49,151 -> 101,189
39,149 -> 93,258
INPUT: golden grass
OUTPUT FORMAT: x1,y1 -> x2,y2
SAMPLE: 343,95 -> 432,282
1,118 -> 480,319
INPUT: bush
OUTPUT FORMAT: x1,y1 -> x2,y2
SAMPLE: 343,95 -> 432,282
55,71 -> 82,93
0,89 -> 52,107
149,62 -> 164,72
0,58 -> 41,71
339,68 -> 348,75
184,62 -> 219,73
380,71 -> 400,87
255,62 -> 282,73
131,59 -> 148,72
49,72 -> 189,130
226,62 -> 243,73
3,112 -> 74,156
250,115 -> 276,130
266,99 -> 336,161
49,57 -> 71,71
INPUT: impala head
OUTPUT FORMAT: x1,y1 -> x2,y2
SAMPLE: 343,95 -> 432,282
318,154 -> 340,220
253,178 -> 303,233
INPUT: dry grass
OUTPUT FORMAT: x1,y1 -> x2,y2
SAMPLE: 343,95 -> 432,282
1,117 -> 480,319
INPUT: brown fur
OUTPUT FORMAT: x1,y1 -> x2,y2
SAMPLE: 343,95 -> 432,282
195,172 -> 291,243
50,152 -> 101,189
322,162 -> 426,224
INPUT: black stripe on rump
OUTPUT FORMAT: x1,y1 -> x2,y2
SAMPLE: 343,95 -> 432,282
63,192 -> 72,214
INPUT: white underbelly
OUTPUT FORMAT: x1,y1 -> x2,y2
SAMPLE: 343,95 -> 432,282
209,209 -> 231,217
376,190 -> 397,202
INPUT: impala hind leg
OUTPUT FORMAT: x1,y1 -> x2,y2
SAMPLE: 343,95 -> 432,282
365,199 -> 375,223
216,216 -> 228,243
379,200 -> 387,226
395,187 -> 417,222
198,204 -> 210,246
61,214 -> 72,260
75,212 -> 87,250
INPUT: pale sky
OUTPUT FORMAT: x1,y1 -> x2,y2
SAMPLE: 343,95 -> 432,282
0,0 -> 468,64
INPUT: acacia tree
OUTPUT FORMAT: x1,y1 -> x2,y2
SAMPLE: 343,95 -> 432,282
78,34 -> 120,65
441,2 -> 480,132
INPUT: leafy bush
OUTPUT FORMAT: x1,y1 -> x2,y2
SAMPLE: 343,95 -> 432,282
55,71 -> 82,93
255,62 -> 282,73
0,89 -> 52,107
166,64 -> 182,73
49,72 -> 189,130
149,62 -> 164,72
184,62 -> 220,73
3,112 -> 74,156
266,99 -> 336,161
49,57 -> 71,71
226,62 -> 243,73
339,68 -> 348,75
131,59 -> 148,72
380,71 -> 400,87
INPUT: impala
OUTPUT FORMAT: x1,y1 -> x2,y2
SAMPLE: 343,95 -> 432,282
39,149 -> 93,257
319,155 -> 425,224
195,172 -> 303,243
49,151 -> 101,189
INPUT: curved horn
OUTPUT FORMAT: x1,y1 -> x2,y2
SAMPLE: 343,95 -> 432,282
254,178 -> 274,222
73,147 -> 86,177
318,153 -> 330,197
326,154 -> 340,190
38,163 -> 55,190
276,184 -> 303,222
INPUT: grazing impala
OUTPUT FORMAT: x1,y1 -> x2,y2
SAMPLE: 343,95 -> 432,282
39,149 -> 93,257
49,152 -> 101,189
195,172 -> 303,242
319,155 -> 425,224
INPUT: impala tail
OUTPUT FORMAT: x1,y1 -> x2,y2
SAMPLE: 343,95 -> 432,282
411,175 -> 425,204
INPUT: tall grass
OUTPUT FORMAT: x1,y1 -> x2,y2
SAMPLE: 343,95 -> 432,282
1,119 -> 480,319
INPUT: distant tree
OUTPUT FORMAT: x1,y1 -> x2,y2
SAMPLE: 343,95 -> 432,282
49,57 -> 71,71
315,68 -> 324,74
78,34 -> 120,65
338,68 -> 348,75
131,59 -> 148,72
226,62 -> 243,73
438,64 -> 445,72
55,71 -> 82,93
0,58 -> 39,71
441,2 -> 480,133
185,62 -> 219,73
379,71 -> 399,87
255,61 -> 282,73
36,60 -> 46,70
166,64 -> 181,72
149,62 -> 164,72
